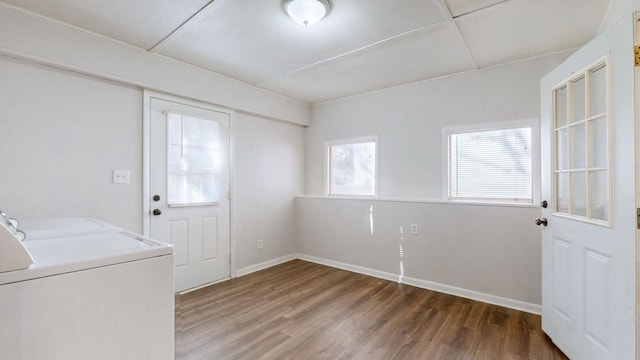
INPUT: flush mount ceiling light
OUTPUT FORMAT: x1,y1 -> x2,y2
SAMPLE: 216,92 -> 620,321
283,0 -> 331,26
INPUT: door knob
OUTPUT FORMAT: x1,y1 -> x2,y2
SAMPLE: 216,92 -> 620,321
535,218 -> 548,226
152,209 -> 162,216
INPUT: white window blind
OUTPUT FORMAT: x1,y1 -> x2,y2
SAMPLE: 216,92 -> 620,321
328,138 -> 376,196
167,113 -> 221,206
448,127 -> 532,202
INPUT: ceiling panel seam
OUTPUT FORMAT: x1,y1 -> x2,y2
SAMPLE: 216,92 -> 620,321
436,0 -> 479,70
451,0 -> 512,19
266,19 -> 453,80
147,0 -> 217,52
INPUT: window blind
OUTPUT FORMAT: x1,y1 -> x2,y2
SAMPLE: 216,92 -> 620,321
167,113 -> 221,205
448,127 -> 532,201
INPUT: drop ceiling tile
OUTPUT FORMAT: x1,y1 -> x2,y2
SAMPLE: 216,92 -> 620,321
259,22 -> 477,103
153,0 -> 448,86
444,0 -> 505,17
455,0 -> 610,68
0,0 -> 211,49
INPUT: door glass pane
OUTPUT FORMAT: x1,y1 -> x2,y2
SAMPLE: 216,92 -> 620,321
571,76 -> 586,123
571,123 -> 586,169
590,65 -> 607,116
555,86 -> 568,127
556,129 -> 568,170
589,170 -> 608,221
556,172 -> 569,213
167,113 -> 221,205
571,171 -> 587,217
551,61 -> 609,225
588,116 -> 607,168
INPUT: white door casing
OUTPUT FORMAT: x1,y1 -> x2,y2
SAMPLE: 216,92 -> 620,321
145,93 -> 231,293
540,13 -> 636,360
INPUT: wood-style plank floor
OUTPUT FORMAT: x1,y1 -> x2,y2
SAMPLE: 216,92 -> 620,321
175,260 -> 568,360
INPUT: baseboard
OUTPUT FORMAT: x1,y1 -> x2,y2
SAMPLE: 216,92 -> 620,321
297,254 -> 542,315
235,254 -> 298,277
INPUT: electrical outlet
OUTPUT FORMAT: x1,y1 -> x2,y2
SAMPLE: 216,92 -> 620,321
257,239 -> 264,250
410,224 -> 419,235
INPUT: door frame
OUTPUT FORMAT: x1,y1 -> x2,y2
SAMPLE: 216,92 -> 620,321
636,11 -> 640,360
142,90 -> 237,280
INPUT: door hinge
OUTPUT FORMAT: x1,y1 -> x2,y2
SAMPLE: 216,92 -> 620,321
635,45 -> 640,66
637,208 -> 640,229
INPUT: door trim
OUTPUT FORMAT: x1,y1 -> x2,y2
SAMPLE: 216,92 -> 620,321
142,90 -> 236,279
635,10 -> 640,360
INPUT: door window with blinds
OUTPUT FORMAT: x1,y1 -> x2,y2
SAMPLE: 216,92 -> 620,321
446,124 -> 533,202
552,60 -> 609,225
166,112 -> 221,206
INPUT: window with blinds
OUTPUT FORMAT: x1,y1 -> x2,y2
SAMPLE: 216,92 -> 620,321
447,126 -> 532,202
166,112 -> 221,206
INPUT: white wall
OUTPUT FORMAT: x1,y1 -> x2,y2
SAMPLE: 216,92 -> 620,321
299,52 -> 572,310
0,56 -> 143,231
234,113 -> 305,271
600,0 -> 639,32
296,197 -> 542,311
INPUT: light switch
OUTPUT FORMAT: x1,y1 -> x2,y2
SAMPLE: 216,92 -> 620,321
113,169 -> 130,184
410,224 -> 419,235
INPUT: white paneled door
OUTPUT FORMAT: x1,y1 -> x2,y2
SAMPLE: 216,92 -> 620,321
148,95 -> 231,293
539,13 -> 637,360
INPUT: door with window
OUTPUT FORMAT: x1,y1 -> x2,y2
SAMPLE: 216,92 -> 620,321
539,14 -> 636,360
148,95 -> 231,293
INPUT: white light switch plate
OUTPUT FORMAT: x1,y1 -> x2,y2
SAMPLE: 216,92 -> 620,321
112,169 -> 130,184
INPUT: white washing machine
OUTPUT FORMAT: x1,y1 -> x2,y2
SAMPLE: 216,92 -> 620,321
0,213 -> 174,360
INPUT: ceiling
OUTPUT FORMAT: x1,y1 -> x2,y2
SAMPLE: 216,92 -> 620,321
2,0 -> 611,104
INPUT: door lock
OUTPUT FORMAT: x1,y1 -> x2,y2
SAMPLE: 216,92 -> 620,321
535,218 -> 548,227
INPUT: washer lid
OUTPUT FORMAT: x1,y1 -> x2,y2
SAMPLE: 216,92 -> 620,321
20,217 -> 122,241
0,230 -> 172,286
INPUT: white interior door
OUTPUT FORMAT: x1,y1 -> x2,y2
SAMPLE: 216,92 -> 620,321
148,95 -> 231,293
539,13 -> 636,360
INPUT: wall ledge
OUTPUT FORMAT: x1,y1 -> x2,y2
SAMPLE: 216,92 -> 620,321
296,195 -> 540,209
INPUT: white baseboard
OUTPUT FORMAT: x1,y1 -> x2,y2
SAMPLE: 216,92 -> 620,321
297,254 -> 542,315
235,254 -> 298,277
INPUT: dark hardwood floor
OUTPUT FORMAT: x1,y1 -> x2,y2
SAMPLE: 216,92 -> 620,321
175,260 -> 568,360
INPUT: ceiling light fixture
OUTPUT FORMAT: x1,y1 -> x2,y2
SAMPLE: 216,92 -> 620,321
283,0 -> 331,26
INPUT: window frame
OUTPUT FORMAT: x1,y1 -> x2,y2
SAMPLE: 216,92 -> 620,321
442,119 -> 540,204
550,58 -> 611,227
165,111 -> 222,207
325,135 -> 379,197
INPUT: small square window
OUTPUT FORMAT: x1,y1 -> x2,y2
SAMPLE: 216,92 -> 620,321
327,137 -> 377,196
